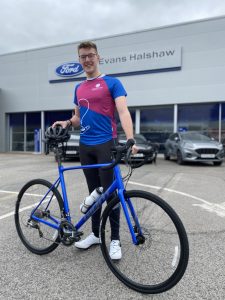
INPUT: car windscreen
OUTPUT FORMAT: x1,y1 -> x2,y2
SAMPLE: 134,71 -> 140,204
181,133 -> 211,141
118,135 -> 147,144
135,137 -> 147,143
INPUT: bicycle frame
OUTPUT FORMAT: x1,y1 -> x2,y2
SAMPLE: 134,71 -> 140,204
31,162 -> 141,245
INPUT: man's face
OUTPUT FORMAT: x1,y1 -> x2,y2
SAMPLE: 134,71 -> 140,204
78,47 -> 100,76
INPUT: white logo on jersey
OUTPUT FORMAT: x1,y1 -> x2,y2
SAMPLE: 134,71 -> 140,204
92,83 -> 103,91
79,98 -> 90,134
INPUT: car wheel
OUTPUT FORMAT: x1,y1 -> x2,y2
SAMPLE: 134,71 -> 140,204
177,150 -> 184,165
213,161 -> 223,166
164,151 -> 170,160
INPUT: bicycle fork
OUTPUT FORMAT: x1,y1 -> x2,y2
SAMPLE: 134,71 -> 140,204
114,165 -> 143,245
118,190 -> 144,245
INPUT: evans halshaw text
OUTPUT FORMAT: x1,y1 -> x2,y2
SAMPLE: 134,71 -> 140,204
100,50 -> 176,65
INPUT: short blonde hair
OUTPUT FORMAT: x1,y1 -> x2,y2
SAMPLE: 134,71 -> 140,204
77,41 -> 98,53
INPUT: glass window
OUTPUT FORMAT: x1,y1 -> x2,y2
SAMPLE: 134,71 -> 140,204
45,111 -> 73,129
26,112 -> 41,152
9,113 -> 24,151
115,109 -> 135,133
9,111 -> 74,153
178,103 -> 219,140
140,106 -> 173,150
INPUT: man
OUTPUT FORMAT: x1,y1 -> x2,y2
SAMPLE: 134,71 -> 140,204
53,41 -> 138,260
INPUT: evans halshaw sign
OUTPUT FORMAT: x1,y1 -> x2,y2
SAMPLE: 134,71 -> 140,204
55,62 -> 84,77
48,45 -> 182,82
100,48 -> 179,65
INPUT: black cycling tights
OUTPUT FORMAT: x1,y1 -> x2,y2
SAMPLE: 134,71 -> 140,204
79,140 -> 120,240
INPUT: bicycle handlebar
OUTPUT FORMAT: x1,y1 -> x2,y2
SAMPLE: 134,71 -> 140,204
101,139 -> 135,170
43,128 -> 155,169
102,139 -> 154,170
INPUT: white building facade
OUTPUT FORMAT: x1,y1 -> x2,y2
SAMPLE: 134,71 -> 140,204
1,16 -> 225,153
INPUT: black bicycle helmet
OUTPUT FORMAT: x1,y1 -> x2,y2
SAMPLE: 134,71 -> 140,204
45,125 -> 70,142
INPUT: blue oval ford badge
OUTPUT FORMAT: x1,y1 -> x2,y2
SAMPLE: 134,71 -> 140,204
55,62 -> 84,77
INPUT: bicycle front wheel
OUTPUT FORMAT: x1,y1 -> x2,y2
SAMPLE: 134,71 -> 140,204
100,190 -> 189,294
15,179 -> 64,255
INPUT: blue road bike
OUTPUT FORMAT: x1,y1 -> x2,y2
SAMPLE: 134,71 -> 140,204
15,129 -> 189,294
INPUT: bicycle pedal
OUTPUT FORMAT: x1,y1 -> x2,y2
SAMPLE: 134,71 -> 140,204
75,231 -> 83,237
74,231 -> 83,242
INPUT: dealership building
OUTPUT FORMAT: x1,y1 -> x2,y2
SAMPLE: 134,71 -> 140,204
1,15 -> 225,153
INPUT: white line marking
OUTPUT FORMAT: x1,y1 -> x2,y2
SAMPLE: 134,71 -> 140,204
1,180 -> 225,220
129,181 -> 210,204
0,201 -> 43,220
0,211 -> 15,220
128,181 -> 225,218
0,190 -> 47,197
192,202 -> 225,218
0,190 -> 52,220
0,190 -> 18,195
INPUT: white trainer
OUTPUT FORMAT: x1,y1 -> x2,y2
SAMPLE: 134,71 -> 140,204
74,232 -> 100,249
109,240 -> 122,260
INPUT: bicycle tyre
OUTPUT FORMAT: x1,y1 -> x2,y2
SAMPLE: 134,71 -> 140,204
100,190 -> 189,294
15,179 -> 64,255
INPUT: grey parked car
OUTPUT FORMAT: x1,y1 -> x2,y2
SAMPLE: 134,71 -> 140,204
164,132 -> 224,165
118,133 -> 158,163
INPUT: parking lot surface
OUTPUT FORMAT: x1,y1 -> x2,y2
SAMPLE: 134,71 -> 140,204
0,153 -> 225,299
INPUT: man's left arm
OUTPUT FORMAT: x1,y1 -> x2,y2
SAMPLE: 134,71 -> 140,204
115,96 -> 138,154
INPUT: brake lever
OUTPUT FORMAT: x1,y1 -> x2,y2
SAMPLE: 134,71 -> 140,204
124,148 -> 132,166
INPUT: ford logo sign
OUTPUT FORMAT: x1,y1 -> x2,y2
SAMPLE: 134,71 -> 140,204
55,62 -> 84,77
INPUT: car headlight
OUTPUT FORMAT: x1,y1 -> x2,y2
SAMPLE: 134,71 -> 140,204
183,143 -> 195,150
218,144 -> 223,150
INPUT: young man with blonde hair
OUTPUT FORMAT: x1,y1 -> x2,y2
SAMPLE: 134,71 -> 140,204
53,41 -> 137,259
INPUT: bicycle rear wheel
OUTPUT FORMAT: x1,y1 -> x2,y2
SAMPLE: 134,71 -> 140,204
100,190 -> 189,294
15,179 -> 64,255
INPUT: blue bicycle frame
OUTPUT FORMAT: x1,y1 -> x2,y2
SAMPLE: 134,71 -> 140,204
31,162 -> 141,245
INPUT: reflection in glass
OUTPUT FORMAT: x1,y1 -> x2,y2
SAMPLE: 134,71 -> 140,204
178,103 -> 219,140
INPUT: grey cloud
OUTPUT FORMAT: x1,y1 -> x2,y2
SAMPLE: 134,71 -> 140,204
0,0 -> 225,55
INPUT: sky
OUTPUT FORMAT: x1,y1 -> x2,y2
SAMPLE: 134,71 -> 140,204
0,0 -> 225,55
